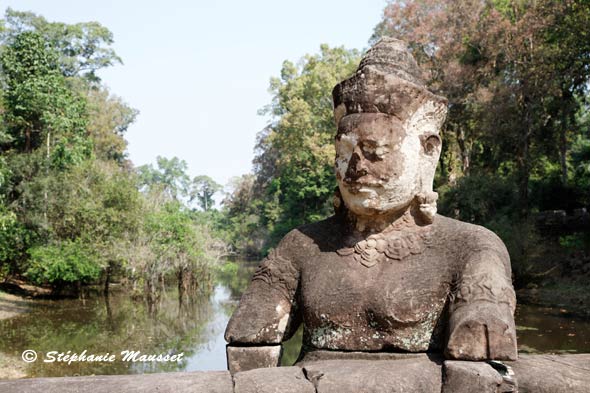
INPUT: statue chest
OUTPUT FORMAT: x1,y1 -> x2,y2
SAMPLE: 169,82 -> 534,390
299,250 -> 451,351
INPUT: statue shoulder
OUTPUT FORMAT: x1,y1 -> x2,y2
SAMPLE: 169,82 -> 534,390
433,214 -> 508,257
277,215 -> 340,256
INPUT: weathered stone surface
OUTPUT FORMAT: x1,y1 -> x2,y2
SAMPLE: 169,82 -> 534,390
227,345 -> 282,374
442,361 -> 504,393
298,349 -> 437,363
508,354 -> 590,393
446,294 -> 517,361
234,366 -> 315,393
0,371 -> 232,393
301,356 -> 442,393
3,354 -> 589,392
224,37 -> 518,367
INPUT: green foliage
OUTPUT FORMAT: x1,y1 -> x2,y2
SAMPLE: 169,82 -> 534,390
217,260 -> 239,277
0,30 -> 89,157
137,156 -> 190,201
0,10 -> 224,299
1,8 -> 122,82
0,205 -> 32,277
572,140 -> 590,203
223,45 -> 360,254
129,197 -> 221,300
191,175 -> 221,212
84,86 -> 138,163
558,234 -> 587,251
373,0 -> 590,215
26,240 -> 101,285
438,173 -> 516,224
0,14 -> 145,293
219,174 -> 267,255
145,202 -> 202,258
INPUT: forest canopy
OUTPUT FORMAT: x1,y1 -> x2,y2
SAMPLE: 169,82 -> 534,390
0,9 -> 223,299
1,2 -> 589,300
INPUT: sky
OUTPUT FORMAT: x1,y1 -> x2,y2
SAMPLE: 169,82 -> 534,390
2,0 -> 387,191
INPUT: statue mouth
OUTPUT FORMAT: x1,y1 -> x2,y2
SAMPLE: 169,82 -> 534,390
345,181 -> 384,194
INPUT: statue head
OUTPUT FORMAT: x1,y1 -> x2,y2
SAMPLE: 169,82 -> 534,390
332,38 -> 447,223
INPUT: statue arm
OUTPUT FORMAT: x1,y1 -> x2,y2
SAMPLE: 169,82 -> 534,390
224,235 -> 301,372
445,230 -> 517,361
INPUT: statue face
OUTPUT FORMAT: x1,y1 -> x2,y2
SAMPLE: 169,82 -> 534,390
335,102 -> 442,216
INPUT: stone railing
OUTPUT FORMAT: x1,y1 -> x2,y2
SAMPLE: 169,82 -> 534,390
1,353 -> 589,393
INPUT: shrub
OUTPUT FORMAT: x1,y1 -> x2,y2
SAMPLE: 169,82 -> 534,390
25,240 -> 101,286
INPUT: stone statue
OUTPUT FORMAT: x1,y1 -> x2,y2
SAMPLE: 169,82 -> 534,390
225,38 -> 517,373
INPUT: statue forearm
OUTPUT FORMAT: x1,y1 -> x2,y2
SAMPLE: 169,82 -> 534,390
446,300 -> 517,360
224,245 -> 301,373
226,344 -> 282,374
446,248 -> 517,361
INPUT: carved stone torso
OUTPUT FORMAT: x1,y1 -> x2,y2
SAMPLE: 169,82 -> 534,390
232,213 -> 515,354
294,215 -> 456,352
300,244 -> 451,351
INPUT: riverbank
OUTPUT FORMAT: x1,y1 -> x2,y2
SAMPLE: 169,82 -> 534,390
0,291 -> 32,321
0,292 -> 31,379
0,352 -> 27,379
518,282 -> 590,318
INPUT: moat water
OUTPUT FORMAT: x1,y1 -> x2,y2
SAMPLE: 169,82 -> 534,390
0,260 -> 588,378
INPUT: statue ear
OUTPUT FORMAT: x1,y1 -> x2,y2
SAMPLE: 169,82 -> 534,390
420,133 -> 442,157
333,103 -> 346,127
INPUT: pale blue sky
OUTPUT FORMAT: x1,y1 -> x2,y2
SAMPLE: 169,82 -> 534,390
3,0 -> 386,189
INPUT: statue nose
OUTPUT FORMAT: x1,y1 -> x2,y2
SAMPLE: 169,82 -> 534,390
345,152 -> 368,182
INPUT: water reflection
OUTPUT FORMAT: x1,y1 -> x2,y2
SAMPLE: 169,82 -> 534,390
515,304 -> 590,354
0,287 -> 218,377
0,259 -> 588,378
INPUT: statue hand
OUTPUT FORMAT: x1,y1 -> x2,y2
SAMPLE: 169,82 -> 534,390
445,302 -> 517,361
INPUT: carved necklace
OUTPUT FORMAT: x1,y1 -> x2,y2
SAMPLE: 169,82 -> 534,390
336,214 -> 432,268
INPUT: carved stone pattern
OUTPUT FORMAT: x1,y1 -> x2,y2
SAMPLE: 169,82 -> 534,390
450,273 -> 516,310
252,248 -> 298,301
337,228 -> 432,268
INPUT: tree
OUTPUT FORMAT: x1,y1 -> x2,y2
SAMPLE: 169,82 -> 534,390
84,86 -> 138,163
0,11 -> 226,300
137,156 -> 190,201
255,45 -> 360,243
0,18 -> 140,293
373,0 -> 590,215
1,8 -> 122,82
26,240 -> 101,290
191,175 -> 221,211
0,31 -> 89,163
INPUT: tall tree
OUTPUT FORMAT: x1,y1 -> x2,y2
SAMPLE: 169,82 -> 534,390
137,156 -> 190,201
0,31 -> 88,157
255,45 -> 360,241
1,8 -> 121,82
84,86 -> 138,163
191,175 -> 221,212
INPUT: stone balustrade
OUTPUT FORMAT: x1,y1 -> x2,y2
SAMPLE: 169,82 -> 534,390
1,353 -> 589,393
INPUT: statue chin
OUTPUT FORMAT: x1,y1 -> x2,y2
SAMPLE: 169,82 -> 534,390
338,184 -> 415,218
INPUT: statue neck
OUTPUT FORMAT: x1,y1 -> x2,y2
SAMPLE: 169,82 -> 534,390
344,203 -> 424,237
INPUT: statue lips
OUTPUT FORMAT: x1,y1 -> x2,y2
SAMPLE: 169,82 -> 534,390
344,181 -> 383,195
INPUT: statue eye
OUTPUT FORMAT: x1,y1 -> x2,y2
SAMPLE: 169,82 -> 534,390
362,144 -> 376,155
422,134 -> 441,155
375,146 -> 390,157
361,141 -> 384,161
